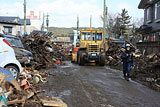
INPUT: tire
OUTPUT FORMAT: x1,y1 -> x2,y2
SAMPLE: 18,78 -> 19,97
5,65 -> 19,79
78,52 -> 85,66
99,56 -> 105,66
71,57 -> 74,63
76,55 -> 79,64
71,54 -> 74,63
71,59 -> 75,63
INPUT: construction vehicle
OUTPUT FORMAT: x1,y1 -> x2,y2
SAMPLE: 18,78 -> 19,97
72,29 -> 106,66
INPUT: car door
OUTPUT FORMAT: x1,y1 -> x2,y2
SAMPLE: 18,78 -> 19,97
0,38 -> 5,64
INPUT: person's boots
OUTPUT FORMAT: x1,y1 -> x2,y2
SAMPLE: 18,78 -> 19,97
126,74 -> 130,81
124,74 -> 127,80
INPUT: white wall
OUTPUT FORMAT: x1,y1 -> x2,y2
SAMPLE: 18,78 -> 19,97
0,23 -> 30,35
30,19 -> 40,32
0,24 -> 17,35
19,25 -> 31,35
0,24 -> 4,33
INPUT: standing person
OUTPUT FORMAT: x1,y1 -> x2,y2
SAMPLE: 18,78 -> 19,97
121,44 -> 133,81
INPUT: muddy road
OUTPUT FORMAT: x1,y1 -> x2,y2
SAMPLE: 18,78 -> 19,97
41,61 -> 160,107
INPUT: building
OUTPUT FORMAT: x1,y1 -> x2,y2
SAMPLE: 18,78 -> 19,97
0,16 -> 30,36
137,0 -> 160,54
27,11 -> 41,31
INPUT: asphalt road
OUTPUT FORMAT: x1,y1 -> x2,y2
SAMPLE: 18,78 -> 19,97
41,61 -> 160,107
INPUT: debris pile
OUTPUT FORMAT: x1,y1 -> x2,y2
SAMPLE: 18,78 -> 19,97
105,41 -> 124,70
0,68 -> 67,107
22,35 -> 67,70
1,31 -> 70,106
105,40 -> 160,91
131,54 -> 160,91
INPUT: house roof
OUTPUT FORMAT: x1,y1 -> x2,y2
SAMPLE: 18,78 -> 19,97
138,0 -> 159,9
19,19 -> 30,25
0,16 -> 30,25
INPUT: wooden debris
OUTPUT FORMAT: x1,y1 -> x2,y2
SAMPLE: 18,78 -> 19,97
40,97 -> 67,107
105,41 -> 160,91
22,32 -> 71,70
7,99 -> 25,105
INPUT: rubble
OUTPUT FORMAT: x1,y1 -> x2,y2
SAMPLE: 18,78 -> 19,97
105,40 -> 160,91
22,37 -> 63,69
105,40 -> 124,70
0,31 -> 70,106
131,54 -> 160,91
21,31 -> 71,70
0,67 -> 67,107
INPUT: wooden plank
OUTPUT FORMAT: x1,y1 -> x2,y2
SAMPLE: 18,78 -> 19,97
7,99 -> 25,105
40,97 -> 67,107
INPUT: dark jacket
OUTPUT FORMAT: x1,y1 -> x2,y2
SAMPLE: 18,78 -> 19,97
121,50 -> 133,64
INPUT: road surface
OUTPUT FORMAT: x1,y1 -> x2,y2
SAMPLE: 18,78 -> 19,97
41,61 -> 160,107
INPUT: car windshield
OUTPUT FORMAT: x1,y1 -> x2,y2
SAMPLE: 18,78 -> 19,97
82,32 -> 102,41
5,37 -> 24,48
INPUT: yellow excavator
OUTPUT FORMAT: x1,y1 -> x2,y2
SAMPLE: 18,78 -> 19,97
72,28 -> 105,66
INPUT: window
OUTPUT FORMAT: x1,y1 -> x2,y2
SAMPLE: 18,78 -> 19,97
82,32 -> 102,41
155,32 -> 159,41
96,33 -> 102,40
155,1 -> 160,20
146,7 -> 151,22
82,32 -> 95,41
4,26 -> 12,34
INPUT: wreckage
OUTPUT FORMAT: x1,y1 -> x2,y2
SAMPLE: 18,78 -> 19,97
0,30 -> 71,107
105,40 -> 160,91
0,67 -> 67,107
22,31 -> 71,70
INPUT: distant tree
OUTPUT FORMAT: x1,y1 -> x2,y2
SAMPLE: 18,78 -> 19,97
118,9 -> 132,39
129,18 -> 144,43
101,9 -> 132,39
112,17 -> 121,37
101,13 -> 118,37
106,13 -> 117,37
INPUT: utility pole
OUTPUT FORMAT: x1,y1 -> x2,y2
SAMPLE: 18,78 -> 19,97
46,13 -> 49,31
24,0 -> 26,34
90,15 -> 92,28
77,15 -> 79,30
76,15 -> 79,46
42,13 -> 45,31
103,0 -> 107,50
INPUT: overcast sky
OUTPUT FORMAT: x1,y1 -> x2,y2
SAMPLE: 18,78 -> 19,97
0,0 -> 143,28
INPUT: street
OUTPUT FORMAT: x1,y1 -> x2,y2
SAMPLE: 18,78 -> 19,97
1,0 -> 160,107
41,61 -> 160,107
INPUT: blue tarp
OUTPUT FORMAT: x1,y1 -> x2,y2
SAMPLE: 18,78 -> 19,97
0,67 -> 14,82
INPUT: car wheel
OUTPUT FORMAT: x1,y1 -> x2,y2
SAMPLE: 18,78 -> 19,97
78,52 -> 85,66
5,66 -> 19,79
